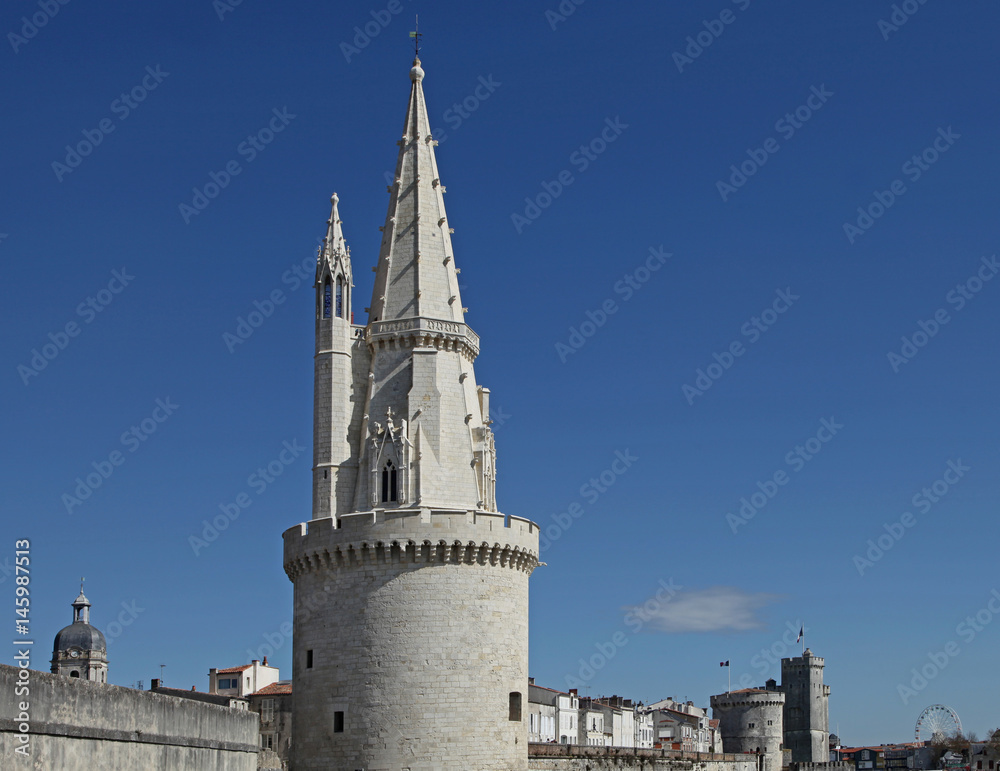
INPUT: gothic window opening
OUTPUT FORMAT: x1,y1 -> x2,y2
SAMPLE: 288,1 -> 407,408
381,459 -> 397,503
322,279 -> 332,319
336,277 -> 344,318
70,671 -> 79,678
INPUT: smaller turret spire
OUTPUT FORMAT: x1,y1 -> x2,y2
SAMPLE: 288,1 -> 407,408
324,193 -> 347,259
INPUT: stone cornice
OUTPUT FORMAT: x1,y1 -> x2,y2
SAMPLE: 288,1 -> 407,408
366,317 -> 479,358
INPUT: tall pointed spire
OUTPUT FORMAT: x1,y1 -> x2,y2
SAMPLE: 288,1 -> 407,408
353,57 -> 494,513
369,57 -> 465,325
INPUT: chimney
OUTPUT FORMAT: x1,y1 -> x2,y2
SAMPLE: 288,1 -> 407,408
262,656 -> 269,666
528,677 -> 534,685
191,686 -> 196,691
569,689 -> 578,696
150,679 -> 160,690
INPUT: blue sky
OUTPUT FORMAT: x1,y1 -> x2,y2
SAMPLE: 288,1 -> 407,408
3,0 -> 999,747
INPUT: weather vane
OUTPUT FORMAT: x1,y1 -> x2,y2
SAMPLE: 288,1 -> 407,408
409,15 -> 422,57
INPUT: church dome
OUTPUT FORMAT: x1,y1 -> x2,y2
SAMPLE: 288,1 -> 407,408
53,621 -> 106,653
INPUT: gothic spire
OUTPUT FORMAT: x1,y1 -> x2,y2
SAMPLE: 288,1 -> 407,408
369,57 -> 465,324
324,192 -> 347,259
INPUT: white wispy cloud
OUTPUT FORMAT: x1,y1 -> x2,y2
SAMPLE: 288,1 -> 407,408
623,586 -> 781,633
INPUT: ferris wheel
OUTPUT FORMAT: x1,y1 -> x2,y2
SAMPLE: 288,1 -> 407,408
915,705 -> 962,742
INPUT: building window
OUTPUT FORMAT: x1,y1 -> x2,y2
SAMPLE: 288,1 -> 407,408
70,671 -> 79,678
334,711 -> 344,733
381,460 -> 397,503
336,277 -> 344,318
306,649 -> 313,669
261,733 -> 274,750
509,692 -> 522,721
748,723 -> 755,728
261,699 -> 274,722
323,279 -> 332,319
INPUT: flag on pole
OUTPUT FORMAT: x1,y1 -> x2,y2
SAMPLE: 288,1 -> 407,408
796,626 -> 803,643
720,660 -> 729,667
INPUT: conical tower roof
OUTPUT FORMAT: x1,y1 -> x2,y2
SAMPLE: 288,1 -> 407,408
369,57 -> 464,325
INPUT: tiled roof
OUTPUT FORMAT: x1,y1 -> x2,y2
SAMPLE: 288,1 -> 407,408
254,682 -> 292,696
217,664 -> 252,674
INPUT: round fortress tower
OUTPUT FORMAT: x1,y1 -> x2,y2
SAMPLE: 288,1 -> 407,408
711,688 -> 785,771
284,56 -> 540,770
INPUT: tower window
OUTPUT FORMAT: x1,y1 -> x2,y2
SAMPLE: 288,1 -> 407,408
509,691 -> 522,721
306,649 -> 313,669
70,671 -> 80,678
322,279 -> 332,319
334,711 -> 344,733
381,460 -> 397,503
336,277 -> 344,318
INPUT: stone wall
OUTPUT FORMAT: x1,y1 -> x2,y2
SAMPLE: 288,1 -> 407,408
0,664 -> 258,770
528,743 -> 760,771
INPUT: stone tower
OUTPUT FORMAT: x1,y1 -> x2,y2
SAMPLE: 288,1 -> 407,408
711,688 -> 785,771
51,585 -> 108,683
283,56 -> 541,771
780,649 -> 830,762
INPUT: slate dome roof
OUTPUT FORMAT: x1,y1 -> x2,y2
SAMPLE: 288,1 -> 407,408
53,621 -> 106,653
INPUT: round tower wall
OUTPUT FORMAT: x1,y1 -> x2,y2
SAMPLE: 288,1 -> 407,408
711,691 -> 785,771
284,510 -> 539,771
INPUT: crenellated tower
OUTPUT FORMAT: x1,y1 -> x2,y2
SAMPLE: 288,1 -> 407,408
284,56 -> 540,771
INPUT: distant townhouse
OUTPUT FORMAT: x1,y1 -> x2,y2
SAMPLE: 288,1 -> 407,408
246,680 -> 292,768
209,657 -> 280,698
528,681 -> 579,745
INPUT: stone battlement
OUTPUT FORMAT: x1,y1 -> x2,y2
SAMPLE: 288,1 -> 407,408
712,690 -> 786,708
283,509 -> 540,580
